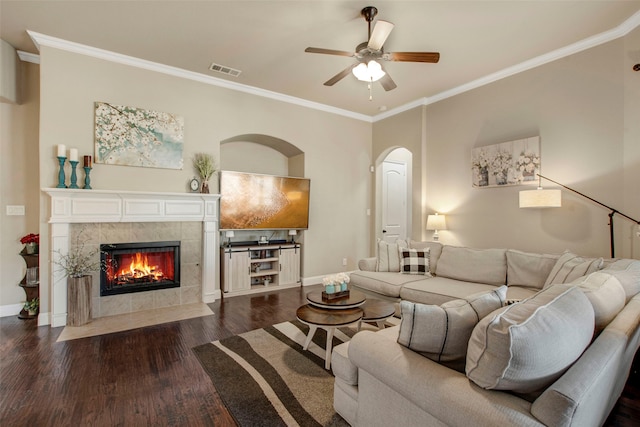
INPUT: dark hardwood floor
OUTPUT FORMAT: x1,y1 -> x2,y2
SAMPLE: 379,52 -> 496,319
1,285 -> 638,426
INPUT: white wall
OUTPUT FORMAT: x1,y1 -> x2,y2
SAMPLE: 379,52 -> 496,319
374,33 -> 640,259
0,61 -> 39,316
221,141 -> 288,175
34,46 -> 372,321
622,27 -> 640,257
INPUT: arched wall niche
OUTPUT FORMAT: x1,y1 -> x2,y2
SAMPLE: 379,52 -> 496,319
219,133 -> 307,245
220,133 -> 305,177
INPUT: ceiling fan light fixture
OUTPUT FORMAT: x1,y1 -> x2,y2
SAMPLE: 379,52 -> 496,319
352,60 -> 385,82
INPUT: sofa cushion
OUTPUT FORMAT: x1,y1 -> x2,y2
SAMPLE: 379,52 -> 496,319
409,241 -> 442,274
399,277 -> 498,306
435,246 -> 507,286
543,252 -> 603,287
571,272 -> 626,333
397,286 -> 507,370
506,249 -> 560,289
504,285 -> 540,302
399,248 -> 432,276
601,259 -> 640,302
349,270 -> 426,298
466,284 -> 594,393
376,239 -> 407,272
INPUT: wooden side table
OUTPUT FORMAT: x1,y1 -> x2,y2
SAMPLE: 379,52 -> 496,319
358,299 -> 396,331
18,250 -> 39,320
296,304 -> 363,369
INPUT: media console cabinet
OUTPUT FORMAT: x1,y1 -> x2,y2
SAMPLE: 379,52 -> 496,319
221,243 -> 301,295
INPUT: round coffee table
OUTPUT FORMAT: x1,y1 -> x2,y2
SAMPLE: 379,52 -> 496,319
358,299 -> 396,330
296,304 -> 363,369
306,289 -> 366,309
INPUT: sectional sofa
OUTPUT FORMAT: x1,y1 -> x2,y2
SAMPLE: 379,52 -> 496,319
332,240 -> 640,426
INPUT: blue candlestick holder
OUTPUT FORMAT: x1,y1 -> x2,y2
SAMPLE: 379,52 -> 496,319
83,167 -> 92,189
69,160 -> 79,189
56,156 -> 67,188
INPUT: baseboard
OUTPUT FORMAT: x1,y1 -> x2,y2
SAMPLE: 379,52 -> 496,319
0,303 -> 22,318
302,271 -> 355,287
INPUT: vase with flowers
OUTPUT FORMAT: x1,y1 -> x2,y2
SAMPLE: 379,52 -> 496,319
53,229 -> 104,326
471,148 -> 490,187
321,272 -> 350,300
491,149 -> 513,186
193,153 -> 217,194
516,151 -> 540,182
20,233 -> 39,254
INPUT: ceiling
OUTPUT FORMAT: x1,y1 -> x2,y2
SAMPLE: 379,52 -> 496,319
2,1 -> 640,118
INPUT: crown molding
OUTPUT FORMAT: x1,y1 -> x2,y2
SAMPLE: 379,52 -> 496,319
17,50 -> 40,64
23,8 -> 640,124
373,9 -> 640,122
26,30 -> 372,123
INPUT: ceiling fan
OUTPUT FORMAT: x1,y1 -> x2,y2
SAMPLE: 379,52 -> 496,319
305,6 -> 440,92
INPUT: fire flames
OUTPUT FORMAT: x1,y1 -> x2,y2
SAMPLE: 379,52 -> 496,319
115,252 -> 164,283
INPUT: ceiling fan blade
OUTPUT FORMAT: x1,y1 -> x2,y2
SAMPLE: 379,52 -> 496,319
379,72 -> 397,91
305,47 -> 355,57
324,64 -> 356,86
368,20 -> 394,51
384,52 -> 440,63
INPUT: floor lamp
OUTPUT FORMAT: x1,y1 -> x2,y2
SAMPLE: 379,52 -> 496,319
533,174 -> 640,258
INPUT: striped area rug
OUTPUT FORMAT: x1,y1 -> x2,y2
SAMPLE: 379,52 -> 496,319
192,320 -> 359,427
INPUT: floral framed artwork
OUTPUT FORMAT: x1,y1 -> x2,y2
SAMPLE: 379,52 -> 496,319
471,136 -> 540,188
94,102 -> 184,169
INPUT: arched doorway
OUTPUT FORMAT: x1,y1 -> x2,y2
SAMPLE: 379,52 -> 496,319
376,147 -> 413,243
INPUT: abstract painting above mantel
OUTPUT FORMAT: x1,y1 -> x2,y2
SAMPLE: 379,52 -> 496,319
471,136 -> 540,188
94,102 -> 184,169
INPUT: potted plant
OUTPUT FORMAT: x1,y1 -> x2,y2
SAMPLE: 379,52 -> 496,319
24,298 -> 39,316
193,153 -> 217,194
53,230 -> 103,326
20,233 -> 39,254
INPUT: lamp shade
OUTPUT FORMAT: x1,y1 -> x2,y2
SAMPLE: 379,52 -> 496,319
519,189 -> 562,208
225,230 -> 235,238
426,214 -> 447,231
288,230 -> 297,236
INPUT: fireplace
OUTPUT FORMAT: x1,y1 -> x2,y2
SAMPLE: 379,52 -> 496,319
100,241 -> 180,296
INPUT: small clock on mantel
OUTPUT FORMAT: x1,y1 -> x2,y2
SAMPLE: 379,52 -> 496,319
189,177 -> 200,193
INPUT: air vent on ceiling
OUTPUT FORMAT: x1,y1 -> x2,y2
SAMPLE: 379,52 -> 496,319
209,62 -> 242,77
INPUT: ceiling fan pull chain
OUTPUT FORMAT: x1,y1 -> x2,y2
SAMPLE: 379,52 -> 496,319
368,80 -> 373,101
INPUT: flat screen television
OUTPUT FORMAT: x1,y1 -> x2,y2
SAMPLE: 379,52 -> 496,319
219,170 -> 310,230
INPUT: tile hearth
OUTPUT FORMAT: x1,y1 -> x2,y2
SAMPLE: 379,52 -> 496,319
56,302 -> 214,341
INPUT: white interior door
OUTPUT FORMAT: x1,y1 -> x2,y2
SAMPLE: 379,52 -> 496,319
382,161 -> 407,243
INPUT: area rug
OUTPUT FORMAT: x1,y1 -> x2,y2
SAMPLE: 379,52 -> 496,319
192,320 -> 364,427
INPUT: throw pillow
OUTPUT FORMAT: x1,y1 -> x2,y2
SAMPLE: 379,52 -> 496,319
409,241 -> 443,274
601,259 -> 640,303
571,272 -> 626,332
397,286 -> 507,371
506,249 -> 560,289
466,284 -> 595,393
376,239 -> 407,272
543,252 -> 603,287
399,248 -> 431,276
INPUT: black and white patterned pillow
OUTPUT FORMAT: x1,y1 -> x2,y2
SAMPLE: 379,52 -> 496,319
399,248 -> 431,275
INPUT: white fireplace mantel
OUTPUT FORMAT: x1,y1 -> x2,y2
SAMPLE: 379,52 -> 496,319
43,188 -> 221,328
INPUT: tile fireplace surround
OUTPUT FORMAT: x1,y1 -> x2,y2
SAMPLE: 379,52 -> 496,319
43,188 -> 220,328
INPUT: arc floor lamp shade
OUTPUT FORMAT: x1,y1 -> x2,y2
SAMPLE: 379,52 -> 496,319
519,188 -> 562,208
